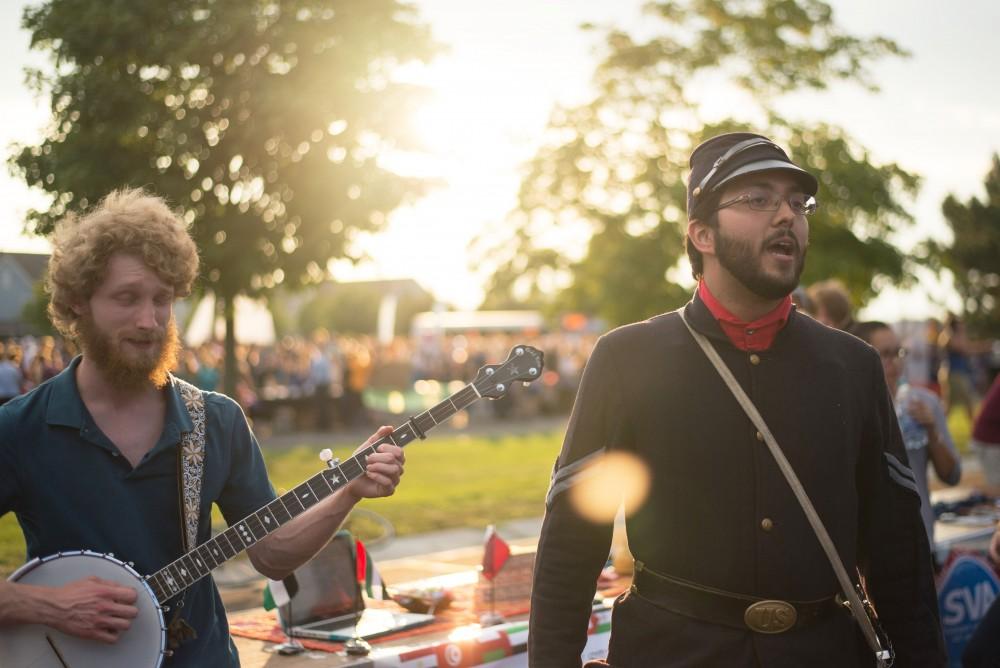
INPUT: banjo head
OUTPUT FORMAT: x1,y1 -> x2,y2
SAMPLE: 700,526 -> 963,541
3,550 -> 166,668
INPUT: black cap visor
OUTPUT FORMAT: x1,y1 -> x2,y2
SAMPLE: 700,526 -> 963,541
713,159 -> 818,197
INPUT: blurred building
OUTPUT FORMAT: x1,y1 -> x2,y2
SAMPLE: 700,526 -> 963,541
0,252 -> 48,337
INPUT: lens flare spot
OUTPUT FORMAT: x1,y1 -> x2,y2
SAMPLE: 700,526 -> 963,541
569,451 -> 651,523
451,410 -> 470,429
387,391 -> 406,414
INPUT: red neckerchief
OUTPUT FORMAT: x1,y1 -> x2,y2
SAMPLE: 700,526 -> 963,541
698,281 -> 793,352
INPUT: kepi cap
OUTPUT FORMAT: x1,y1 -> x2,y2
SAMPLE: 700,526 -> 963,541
687,132 -> 818,219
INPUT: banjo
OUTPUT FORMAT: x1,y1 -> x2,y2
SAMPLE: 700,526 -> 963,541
1,345 -> 544,668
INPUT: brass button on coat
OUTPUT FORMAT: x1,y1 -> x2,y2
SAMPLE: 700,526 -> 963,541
761,518 -> 774,531
755,431 -> 764,442
749,354 -> 761,365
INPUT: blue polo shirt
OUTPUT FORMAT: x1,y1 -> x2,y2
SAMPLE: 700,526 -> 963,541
0,356 -> 277,666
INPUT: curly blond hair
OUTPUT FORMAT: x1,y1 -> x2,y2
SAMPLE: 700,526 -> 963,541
46,188 -> 200,337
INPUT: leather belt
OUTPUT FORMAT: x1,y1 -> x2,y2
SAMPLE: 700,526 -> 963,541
630,561 -> 840,634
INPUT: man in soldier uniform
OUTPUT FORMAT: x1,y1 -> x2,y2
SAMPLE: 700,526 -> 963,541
529,133 -> 945,667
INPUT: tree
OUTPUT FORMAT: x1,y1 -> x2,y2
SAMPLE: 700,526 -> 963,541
12,0 -> 437,393
932,155 -> 1000,336
479,0 -> 921,326
297,280 -> 433,336
20,279 -> 57,337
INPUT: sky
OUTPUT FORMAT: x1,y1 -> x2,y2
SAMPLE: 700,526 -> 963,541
2,0 -> 998,321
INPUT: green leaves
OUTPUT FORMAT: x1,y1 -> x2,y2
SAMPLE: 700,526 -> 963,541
10,0 -> 441,395
11,0 -> 438,302
934,156 -> 1000,336
479,0 -> 919,325
779,118 -> 919,298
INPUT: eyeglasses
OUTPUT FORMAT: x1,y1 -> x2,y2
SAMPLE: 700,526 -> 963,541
877,347 -> 907,361
714,188 -> 818,216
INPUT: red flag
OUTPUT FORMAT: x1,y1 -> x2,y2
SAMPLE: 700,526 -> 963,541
355,538 -> 367,584
481,525 -> 510,581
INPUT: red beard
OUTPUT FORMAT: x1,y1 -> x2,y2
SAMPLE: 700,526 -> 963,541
76,315 -> 180,390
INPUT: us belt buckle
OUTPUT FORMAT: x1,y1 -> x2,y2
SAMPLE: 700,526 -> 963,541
744,600 -> 797,633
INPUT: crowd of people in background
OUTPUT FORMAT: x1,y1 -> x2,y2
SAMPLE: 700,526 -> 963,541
795,279 -> 1000,405
1,286 -> 997,442
0,329 -> 598,433
793,278 -> 1000,542
0,335 -> 76,405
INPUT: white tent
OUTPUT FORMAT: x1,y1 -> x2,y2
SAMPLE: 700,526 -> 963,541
184,293 -> 276,346
410,309 -> 544,336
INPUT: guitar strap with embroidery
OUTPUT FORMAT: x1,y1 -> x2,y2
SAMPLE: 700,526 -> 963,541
167,378 -> 206,649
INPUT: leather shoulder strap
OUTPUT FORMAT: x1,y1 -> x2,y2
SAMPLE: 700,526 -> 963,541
678,310 -> 891,665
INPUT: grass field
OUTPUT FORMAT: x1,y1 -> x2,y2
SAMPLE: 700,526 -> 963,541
0,429 -> 564,577
259,429 -> 563,537
0,408 -> 979,577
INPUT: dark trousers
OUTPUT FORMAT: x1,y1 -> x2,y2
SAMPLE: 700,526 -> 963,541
963,596 -> 1000,668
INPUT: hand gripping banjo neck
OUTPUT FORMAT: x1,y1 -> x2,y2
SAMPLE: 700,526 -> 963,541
148,344 -> 544,604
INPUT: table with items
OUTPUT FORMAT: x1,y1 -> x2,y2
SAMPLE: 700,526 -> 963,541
230,550 -> 620,668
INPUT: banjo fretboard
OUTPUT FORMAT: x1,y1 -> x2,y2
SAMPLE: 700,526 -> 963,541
146,380 -> 495,603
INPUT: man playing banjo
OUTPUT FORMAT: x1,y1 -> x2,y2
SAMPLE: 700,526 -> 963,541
0,188 -> 405,666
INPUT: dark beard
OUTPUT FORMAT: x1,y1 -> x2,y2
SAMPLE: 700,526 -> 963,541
76,315 -> 180,390
715,229 -> 806,300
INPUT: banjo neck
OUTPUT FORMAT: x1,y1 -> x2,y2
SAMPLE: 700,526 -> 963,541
147,383 -> 479,603
146,344 -> 542,604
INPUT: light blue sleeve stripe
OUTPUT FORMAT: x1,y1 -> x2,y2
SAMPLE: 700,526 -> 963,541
546,448 -> 606,507
884,452 -> 919,494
